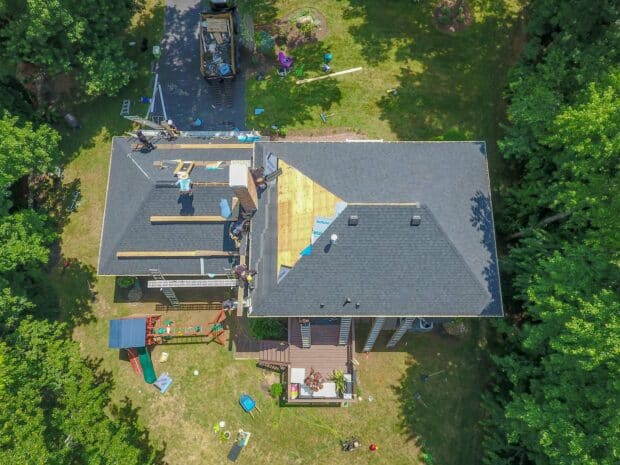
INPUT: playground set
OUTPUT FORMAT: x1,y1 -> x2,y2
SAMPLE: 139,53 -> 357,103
108,308 -> 228,389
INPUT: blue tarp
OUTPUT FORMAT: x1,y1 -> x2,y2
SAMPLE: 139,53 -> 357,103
220,198 -> 232,217
108,318 -> 147,349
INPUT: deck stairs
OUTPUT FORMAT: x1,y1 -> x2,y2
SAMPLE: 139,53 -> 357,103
258,340 -> 290,368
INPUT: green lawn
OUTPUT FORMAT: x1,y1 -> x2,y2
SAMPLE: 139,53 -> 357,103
246,0 -> 525,184
53,1 -> 525,464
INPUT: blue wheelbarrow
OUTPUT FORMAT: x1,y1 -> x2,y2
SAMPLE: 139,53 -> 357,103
239,394 -> 261,418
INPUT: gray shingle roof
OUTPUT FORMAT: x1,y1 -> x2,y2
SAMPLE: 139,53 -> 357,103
98,137 -> 251,276
250,141 -> 502,317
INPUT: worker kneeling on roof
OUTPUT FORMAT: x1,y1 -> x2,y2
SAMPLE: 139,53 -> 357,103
175,172 -> 193,194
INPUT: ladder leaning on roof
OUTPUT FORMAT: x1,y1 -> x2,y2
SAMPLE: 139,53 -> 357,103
149,268 -> 180,308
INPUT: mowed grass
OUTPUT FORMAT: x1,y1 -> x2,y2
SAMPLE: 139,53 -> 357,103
246,0 -> 526,183
53,1 -> 522,464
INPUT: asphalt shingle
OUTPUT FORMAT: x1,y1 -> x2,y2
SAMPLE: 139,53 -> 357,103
98,137 -> 251,276
250,141 -> 502,317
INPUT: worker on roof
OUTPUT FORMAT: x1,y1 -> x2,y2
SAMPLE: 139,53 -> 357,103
233,265 -> 256,288
162,119 -> 179,141
251,167 -> 267,191
175,172 -> 192,195
136,130 -> 154,151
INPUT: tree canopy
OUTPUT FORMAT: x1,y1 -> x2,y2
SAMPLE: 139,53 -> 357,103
0,112 -> 162,462
484,1 -> 620,464
0,0 -> 140,96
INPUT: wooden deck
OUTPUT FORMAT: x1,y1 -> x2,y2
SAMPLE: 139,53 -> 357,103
259,340 -> 290,365
288,319 -> 350,376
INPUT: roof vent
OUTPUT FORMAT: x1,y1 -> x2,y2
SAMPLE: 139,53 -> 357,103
330,234 -> 338,244
348,215 -> 359,226
410,215 -> 422,226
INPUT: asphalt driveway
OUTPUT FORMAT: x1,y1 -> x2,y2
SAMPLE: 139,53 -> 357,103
155,0 -> 246,130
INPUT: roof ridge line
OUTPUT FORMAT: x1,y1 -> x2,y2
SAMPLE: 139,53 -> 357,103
422,205 -> 491,305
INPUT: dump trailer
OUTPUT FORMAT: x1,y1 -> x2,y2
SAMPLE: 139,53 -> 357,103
199,10 -> 237,81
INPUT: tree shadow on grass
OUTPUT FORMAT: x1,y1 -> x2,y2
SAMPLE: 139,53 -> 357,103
343,0 -> 525,184
238,0 -> 279,25
393,324 -> 491,465
246,41 -> 342,130
110,397 -> 168,465
42,256 -> 97,330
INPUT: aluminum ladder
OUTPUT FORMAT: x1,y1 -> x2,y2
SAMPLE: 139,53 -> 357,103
338,317 -> 352,345
300,320 -> 311,348
149,268 -> 179,308
386,318 -> 415,348
362,317 -> 386,352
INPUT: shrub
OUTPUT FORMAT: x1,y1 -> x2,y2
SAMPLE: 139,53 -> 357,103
269,382 -> 283,399
440,6 -> 450,15
438,14 -> 452,25
331,370 -> 346,396
117,276 -> 136,288
255,31 -> 275,56
248,318 -> 285,340
456,14 -> 466,23
298,21 -> 314,37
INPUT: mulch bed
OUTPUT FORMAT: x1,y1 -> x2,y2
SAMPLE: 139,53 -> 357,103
255,8 -> 329,50
432,0 -> 473,33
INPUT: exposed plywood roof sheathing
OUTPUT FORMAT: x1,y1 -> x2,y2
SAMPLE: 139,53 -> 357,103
277,160 -> 343,272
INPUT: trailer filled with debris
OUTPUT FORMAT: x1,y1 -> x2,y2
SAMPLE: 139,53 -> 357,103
199,10 -> 237,81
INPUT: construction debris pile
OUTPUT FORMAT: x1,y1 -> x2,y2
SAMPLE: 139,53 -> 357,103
200,12 -> 236,80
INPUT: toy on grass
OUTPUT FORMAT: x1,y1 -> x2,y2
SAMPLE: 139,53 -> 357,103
277,51 -> 294,71
239,394 -> 261,417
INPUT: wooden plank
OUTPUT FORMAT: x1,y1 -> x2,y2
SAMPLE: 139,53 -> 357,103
153,160 -> 251,167
155,144 -> 253,150
296,67 -> 363,85
277,160 -> 343,272
117,250 -> 239,258
150,215 -> 235,223
203,18 -> 229,32
173,161 -> 194,176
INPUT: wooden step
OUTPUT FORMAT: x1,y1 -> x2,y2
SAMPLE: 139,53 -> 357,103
259,340 -> 290,365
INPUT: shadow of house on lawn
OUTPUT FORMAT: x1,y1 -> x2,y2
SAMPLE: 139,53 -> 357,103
246,41 -> 342,131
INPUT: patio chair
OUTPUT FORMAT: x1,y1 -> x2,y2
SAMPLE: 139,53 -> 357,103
239,394 -> 261,417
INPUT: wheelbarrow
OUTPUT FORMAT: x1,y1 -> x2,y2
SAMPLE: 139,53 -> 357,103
239,394 -> 261,418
